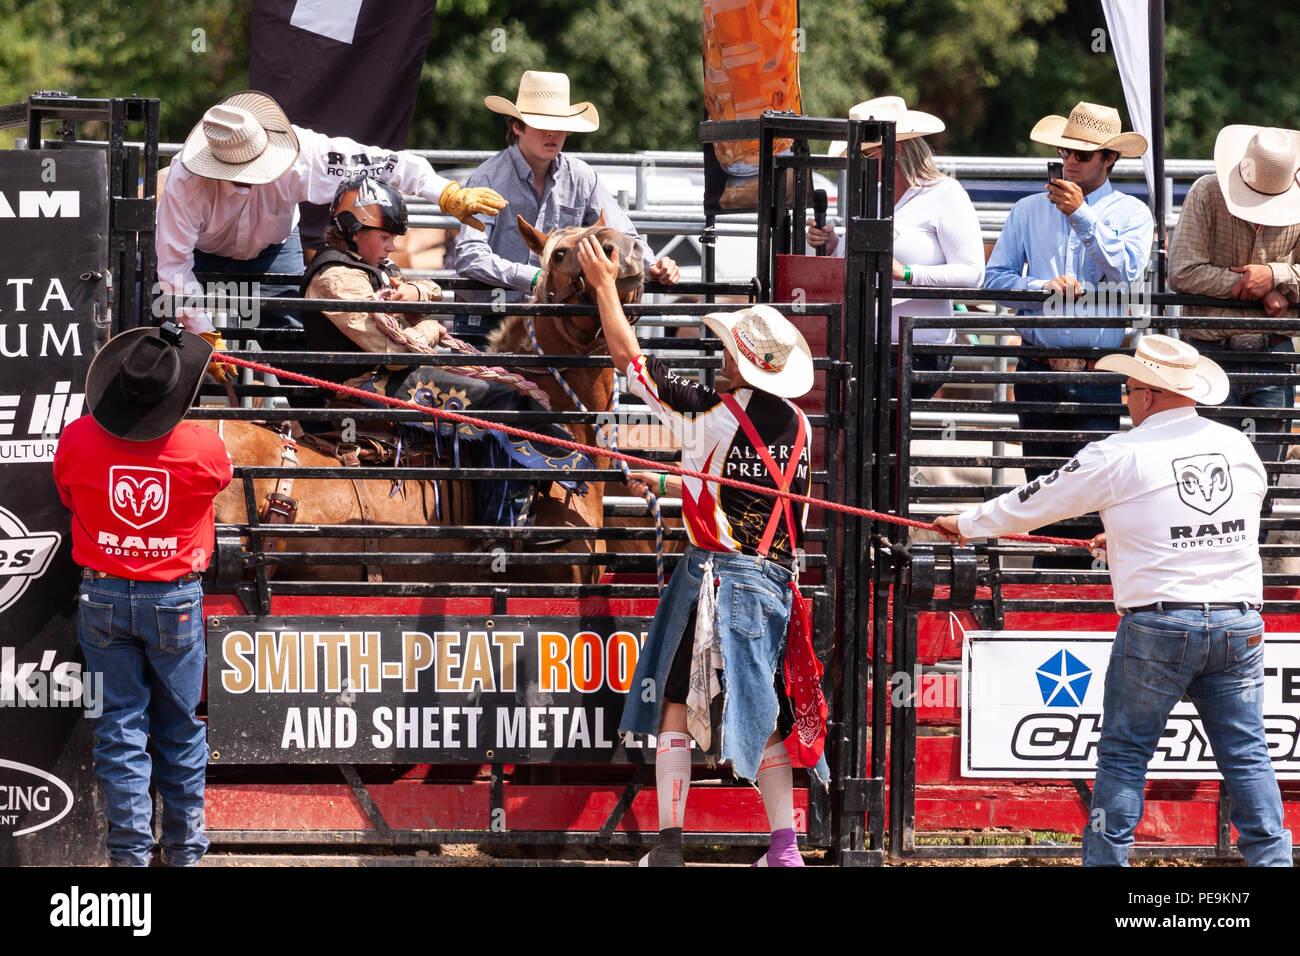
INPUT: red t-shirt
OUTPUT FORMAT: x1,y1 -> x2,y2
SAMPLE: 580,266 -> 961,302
53,417 -> 233,581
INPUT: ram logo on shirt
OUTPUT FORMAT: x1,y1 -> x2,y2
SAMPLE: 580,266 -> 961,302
108,466 -> 170,530
1172,453 -> 1233,515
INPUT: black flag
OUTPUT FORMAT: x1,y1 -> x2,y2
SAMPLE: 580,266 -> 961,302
249,0 -> 439,252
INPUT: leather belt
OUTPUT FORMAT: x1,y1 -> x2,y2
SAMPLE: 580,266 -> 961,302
82,568 -> 201,584
1122,601 -> 1260,615
1185,333 -> 1291,350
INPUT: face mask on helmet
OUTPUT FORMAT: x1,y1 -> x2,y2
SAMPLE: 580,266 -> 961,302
330,175 -> 409,247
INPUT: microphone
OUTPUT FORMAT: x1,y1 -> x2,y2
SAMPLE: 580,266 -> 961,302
812,189 -> 828,257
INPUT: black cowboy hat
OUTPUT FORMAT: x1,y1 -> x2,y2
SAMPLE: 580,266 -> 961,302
85,323 -> 212,441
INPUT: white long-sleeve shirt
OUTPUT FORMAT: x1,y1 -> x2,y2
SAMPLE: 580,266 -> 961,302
957,407 -> 1266,611
155,125 -> 453,331
833,176 -> 985,344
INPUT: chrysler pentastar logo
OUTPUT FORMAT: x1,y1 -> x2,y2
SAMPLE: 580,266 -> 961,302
1035,650 -> 1092,707
0,506 -> 60,614
1172,453 -> 1233,515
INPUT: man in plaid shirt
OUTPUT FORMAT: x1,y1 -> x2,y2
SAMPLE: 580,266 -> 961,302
1170,124 -> 1300,486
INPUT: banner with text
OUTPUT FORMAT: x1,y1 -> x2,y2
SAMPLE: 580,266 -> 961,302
962,631 -> 1300,779
207,615 -> 666,763
0,149 -> 110,864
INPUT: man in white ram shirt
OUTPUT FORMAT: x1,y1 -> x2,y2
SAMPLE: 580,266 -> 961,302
155,90 -> 506,339
936,334 -> 1292,866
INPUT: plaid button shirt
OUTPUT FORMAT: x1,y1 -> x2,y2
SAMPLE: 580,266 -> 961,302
1168,173 -> 1300,340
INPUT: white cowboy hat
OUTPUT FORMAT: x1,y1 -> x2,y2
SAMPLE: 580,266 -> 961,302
1096,334 -> 1229,405
1030,101 -> 1148,158
179,90 -> 300,184
1213,125 -> 1300,227
828,96 -> 945,158
703,305 -> 814,399
484,71 -> 599,134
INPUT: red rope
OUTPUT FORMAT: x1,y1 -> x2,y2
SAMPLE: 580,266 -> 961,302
214,353 -> 1094,550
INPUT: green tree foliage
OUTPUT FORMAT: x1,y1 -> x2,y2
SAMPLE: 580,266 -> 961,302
415,0 -> 704,153
1,1 -> 1292,161
0,0 -> 252,146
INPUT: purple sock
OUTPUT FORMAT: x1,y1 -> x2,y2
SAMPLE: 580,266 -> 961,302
753,828 -> 804,867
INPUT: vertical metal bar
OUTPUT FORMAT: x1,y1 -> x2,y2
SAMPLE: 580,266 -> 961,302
26,104 -> 41,149
138,98 -> 161,332
889,605 -> 918,859
757,115 -> 775,299
108,99 -> 130,332
1216,784 -> 1232,853
897,313 -> 914,520
1149,0 -> 1168,294
792,141 -> 810,256
774,156 -> 790,257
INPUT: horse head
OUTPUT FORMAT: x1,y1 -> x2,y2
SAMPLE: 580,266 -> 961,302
518,210 -> 645,310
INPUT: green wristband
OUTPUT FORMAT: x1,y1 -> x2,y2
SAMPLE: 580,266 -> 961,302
903,265 -> 913,285
530,270 -> 541,291
659,473 -> 668,496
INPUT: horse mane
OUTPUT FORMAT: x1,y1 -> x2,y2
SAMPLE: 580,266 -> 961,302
486,313 -> 529,354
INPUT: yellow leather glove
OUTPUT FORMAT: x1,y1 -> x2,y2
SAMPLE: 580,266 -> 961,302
198,330 -> 230,383
439,182 -> 508,231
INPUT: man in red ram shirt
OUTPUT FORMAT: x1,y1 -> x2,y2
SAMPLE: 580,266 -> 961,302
53,323 -> 232,867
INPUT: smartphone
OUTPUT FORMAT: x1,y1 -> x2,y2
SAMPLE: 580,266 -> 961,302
1047,160 -> 1064,184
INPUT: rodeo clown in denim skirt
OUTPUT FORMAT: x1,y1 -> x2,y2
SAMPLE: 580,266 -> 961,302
53,324 -> 232,866
937,335 -> 1293,866
578,237 -> 830,868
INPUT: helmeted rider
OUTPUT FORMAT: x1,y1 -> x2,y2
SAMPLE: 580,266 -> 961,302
298,173 -> 446,377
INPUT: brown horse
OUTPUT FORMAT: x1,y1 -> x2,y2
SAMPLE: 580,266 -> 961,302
209,212 -> 667,584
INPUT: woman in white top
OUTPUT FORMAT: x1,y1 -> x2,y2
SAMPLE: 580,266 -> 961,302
807,97 -> 984,399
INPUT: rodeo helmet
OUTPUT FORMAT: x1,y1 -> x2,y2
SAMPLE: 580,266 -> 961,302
330,173 -> 409,245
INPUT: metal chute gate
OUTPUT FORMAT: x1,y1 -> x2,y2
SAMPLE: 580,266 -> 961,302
2,96 -> 893,864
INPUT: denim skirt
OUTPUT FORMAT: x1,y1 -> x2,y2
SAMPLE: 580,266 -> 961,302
620,544 -> 827,783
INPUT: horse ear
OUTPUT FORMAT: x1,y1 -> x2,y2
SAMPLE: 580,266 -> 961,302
594,210 -> 607,227
517,216 -> 549,256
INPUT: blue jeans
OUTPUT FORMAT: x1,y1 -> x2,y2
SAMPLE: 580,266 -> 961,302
620,545 -> 829,784
1082,607 -> 1292,866
77,577 -> 209,866
193,231 -> 304,329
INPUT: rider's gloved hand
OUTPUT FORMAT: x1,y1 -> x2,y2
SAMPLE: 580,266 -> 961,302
198,330 -> 230,383
439,182 -> 508,231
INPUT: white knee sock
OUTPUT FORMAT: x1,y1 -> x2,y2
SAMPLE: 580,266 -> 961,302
655,732 -> 692,831
755,741 -> 794,832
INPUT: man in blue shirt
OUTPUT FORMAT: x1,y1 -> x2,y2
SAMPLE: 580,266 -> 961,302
448,71 -> 678,342
985,102 -> 1154,528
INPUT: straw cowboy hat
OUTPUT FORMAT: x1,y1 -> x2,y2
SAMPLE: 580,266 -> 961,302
1030,101 -> 1148,158
179,90 -> 300,184
1096,334 -> 1229,405
86,324 -> 214,441
703,305 -> 813,399
828,96 -> 945,158
485,71 -> 599,133
1213,125 -> 1300,227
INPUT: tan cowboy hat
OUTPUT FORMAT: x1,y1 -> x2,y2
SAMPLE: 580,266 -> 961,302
179,90 -> 300,184
1213,125 -> 1300,227
485,71 -> 599,134
828,96 -> 945,158
1096,334 -> 1229,405
703,305 -> 813,399
1030,101 -> 1148,158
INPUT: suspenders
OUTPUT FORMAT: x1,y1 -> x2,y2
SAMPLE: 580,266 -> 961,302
720,393 -> 807,560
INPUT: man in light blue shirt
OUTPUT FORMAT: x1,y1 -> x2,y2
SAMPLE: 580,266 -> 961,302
448,71 -> 678,341
985,102 -> 1154,565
